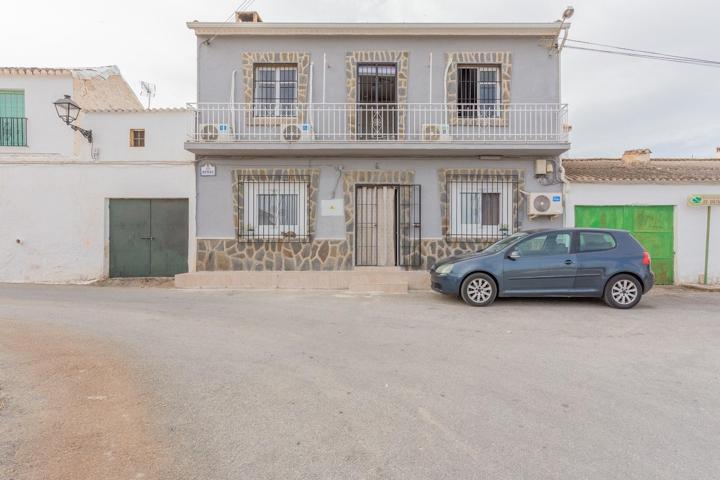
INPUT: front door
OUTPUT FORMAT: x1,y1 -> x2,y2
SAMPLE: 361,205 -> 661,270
357,64 -> 398,140
355,185 -> 421,267
109,199 -> 189,277
502,231 -> 577,295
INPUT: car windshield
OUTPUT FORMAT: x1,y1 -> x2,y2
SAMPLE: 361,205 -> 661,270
481,232 -> 530,254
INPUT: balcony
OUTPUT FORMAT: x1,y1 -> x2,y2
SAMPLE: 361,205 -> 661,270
185,103 -> 569,156
0,117 -> 27,147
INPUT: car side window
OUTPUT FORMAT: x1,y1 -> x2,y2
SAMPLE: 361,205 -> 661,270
515,233 -> 571,256
578,232 -> 616,253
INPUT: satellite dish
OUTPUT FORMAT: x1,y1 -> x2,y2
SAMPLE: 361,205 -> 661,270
139,81 -> 156,108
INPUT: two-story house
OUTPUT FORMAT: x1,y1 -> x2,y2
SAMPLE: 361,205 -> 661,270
186,12 -> 570,276
0,66 -> 195,283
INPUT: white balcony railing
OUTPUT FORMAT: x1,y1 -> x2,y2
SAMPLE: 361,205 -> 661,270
186,103 -> 569,145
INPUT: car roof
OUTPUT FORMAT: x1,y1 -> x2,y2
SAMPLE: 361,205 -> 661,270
521,227 -> 628,234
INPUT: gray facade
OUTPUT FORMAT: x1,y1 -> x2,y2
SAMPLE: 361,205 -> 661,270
187,20 -> 570,272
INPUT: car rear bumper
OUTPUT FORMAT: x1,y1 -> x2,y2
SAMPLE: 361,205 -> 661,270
643,270 -> 655,293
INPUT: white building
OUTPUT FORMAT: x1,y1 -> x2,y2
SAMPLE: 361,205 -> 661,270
563,150 -> 720,285
0,66 -> 195,283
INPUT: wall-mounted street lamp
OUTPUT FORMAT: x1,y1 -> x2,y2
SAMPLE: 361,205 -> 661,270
53,95 -> 93,143
555,6 -> 574,52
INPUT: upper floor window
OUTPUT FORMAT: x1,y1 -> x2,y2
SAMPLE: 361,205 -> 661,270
129,128 -> 145,147
253,64 -> 298,117
0,89 -> 26,146
457,65 -> 501,119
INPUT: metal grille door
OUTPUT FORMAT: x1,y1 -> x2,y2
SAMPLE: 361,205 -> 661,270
355,185 -> 421,267
397,185 -> 422,267
357,64 -> 398,140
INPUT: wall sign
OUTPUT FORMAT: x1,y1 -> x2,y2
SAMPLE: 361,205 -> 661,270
321,199 -> 344,216
688,194 -> 720,207
200,163 -> 216,177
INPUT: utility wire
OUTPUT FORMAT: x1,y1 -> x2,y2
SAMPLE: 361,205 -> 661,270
565,39 -> 720,68
567,39 -> 720,65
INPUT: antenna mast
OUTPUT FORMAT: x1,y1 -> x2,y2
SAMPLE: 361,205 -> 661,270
140,81 -> 157,109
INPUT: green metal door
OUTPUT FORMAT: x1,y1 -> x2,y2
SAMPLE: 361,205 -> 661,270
575,205 -> 674,284
109,199 -> 189,278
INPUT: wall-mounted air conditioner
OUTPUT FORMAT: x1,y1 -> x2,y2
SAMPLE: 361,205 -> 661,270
199,123 -> 233,142
281,123 -> 314,142
528,192 -> 564,217
421,123 -> 451,142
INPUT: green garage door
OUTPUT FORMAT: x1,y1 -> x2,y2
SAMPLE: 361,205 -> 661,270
575,206 -> 674,284
109,199 -> 189,278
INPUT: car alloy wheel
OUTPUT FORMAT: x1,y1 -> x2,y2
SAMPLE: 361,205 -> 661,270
461,273 -> 497,307
611,279 -> 638,305
604,274 -> 642,309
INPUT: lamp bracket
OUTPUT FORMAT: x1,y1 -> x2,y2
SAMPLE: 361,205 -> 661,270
70,124 -> 93,144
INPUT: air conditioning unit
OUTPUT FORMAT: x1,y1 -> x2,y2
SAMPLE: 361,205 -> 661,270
421,123 -> 451,142
528,192 -> 564,217
281,123 -> 314,142
198,123 -> 233,142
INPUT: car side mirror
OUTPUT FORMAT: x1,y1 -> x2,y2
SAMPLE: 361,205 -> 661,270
508,250 -> 521,260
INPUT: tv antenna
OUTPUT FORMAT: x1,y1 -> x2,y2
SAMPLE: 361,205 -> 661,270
140,81 -> 157,108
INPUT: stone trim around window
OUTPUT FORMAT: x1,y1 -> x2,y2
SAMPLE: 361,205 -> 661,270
445,52 -> 512,126
344,51 -> 410,139
241,52 -> 311,125
232,168 -> 320,241
438,168 -> 525,242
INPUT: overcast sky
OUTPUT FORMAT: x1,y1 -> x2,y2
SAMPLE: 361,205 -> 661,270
3,0 -> 719,157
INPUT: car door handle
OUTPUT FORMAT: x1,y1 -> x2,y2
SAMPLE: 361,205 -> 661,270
564,259 -> 574,265
140,236 -> 155,240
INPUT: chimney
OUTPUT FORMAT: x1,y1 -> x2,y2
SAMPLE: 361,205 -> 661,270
235,11 -> 262,23
621,148 -> 652,165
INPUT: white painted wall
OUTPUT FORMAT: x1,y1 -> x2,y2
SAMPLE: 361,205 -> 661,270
0,110 -> 195,283
81,110 -> 194,163
565,183 -> 720,285
0,74 -> 75,156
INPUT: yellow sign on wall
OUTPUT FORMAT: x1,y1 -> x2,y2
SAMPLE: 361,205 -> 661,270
687,194 -> 720,207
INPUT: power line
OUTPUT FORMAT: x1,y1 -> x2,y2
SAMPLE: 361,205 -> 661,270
567,39 -> 720,65
565,39 -> 720,68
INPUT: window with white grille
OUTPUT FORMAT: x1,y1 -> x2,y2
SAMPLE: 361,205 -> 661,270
240,176 -> 309,241
447,174 -> 518,240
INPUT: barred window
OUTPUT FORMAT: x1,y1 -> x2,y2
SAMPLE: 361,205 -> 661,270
457,65 -> 501,119
241,175 -> 309,241
253,64 -> 298,117
447,174 -> 518,240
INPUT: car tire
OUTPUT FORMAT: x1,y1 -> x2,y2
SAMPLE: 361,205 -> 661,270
604,274 -> 643,309
460,273 -> 498,307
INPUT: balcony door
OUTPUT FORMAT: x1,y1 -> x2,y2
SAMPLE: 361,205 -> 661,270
357,64 -> 398,140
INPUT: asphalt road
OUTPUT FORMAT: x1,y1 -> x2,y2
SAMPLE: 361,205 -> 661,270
1,284 -> 719,480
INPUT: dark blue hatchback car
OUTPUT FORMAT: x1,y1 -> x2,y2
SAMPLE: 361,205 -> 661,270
430,228 -> 655,309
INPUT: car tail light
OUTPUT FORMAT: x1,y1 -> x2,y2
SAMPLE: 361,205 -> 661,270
642,251 -> 651,265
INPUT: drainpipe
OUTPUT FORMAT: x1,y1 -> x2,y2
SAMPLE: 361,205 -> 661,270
443,56 -> 453,126
230,69 -> 237,133
308,61 -> 314,128
428,52 -> 433,103
322,53 -> 327,104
